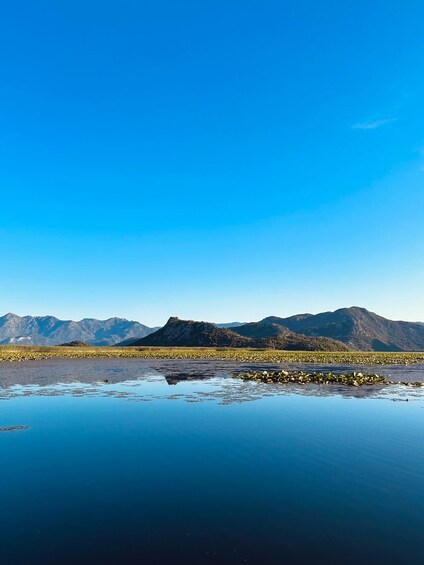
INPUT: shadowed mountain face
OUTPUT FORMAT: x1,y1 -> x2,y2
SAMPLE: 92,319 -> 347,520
129,317 -> 349,351
233,307 -> 424,352
256,333 -> 349,351
234,321 -> 289,339
0,313 -> 157,346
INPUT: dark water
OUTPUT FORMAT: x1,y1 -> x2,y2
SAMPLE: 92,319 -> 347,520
1,360 -> 424,565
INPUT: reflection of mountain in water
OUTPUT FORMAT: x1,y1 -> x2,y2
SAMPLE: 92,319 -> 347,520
165,373 -> 206,385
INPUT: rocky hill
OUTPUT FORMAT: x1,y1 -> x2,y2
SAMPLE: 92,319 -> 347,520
130,317 -> 253,348
233,307 -> 424,351
0,313 -> 157,346
59,340 -> 91,347
128,317 -> 349,351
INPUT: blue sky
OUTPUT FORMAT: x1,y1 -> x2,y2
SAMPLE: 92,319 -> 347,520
1,0 -> 424,325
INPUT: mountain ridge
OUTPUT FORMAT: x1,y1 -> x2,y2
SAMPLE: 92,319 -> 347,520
127,317 -> 349,351
1,307 -> 424,351
0,313 -> 157,346
233,307 -> 424,351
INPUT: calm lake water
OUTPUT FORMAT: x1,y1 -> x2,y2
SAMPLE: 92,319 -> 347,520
1,359 -> 424,565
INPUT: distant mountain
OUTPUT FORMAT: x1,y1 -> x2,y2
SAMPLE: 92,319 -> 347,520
128,317 -> 349,351
233,307 -> 424,351
3,307 -> 422,351
215,322 -> 246,329
0,313 -> 157,346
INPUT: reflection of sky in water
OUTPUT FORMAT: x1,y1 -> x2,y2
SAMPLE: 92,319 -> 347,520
0,358 -> 423,405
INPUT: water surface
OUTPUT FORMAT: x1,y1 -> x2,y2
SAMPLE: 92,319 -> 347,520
1,359 -> 424,564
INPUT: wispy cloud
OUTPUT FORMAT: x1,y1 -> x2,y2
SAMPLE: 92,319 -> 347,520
352,117 -> 398,130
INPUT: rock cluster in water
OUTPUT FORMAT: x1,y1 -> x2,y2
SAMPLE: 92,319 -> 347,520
0,425 -> 29,433
233,370 -> 424,387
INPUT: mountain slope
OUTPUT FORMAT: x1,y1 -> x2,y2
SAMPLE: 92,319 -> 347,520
129,317 -> 349,351
0,313 -> 156,346
234,307 -> 424,351
234,321 -> 289,339
257,333 -> 349,352
130,317 -> 253,347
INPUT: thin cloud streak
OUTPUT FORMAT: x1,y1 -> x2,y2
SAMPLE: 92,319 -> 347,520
352,117 -> 398,130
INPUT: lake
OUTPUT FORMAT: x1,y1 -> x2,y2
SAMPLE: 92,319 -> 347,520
1,359 -> 424,564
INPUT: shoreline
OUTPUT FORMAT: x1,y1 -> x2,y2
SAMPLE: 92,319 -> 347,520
1,345 -> 424,365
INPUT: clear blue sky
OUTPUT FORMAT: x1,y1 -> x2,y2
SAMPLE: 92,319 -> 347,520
1,0 -> 424,325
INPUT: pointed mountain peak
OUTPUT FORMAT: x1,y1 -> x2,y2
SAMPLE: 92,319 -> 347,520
1,312 -> 20,320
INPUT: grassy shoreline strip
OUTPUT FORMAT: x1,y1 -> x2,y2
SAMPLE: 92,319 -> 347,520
1,346 -> 424,365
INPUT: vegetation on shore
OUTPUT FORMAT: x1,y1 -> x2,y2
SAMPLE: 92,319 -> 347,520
233,370 -> 424,387
1,345 -> 424,365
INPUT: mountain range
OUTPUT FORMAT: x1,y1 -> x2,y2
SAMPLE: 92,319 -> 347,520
231,307 -> 424,352
126,307 -> 424,351
1,307 -> 424,351
128,317 -> 349,351
0,313 -> 157,346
